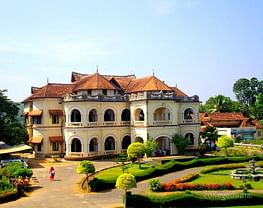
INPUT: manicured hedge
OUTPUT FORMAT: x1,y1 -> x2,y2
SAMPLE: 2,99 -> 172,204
90,156 -> 263,192
126,192 -> 263,207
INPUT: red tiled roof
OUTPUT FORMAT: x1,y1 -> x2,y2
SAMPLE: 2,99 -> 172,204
23,83 -> 74,102
73,73 -> 116,91
199,112 -> 256,128
125,75 -> 173,93
71,71 -> 86,82
104,75 -> 136,90
171,87 -> 188,96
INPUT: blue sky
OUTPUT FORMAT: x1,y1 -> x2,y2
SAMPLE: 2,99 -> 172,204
0,0 -> 263,102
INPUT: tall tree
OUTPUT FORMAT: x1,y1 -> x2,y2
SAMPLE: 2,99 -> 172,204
233,78 -> 263,106
0,90 -> 26,145
200,94 -> 241,113
255,93 -> 263,120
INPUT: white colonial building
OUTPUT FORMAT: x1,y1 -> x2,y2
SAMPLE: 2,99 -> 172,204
23,71 -> 200,158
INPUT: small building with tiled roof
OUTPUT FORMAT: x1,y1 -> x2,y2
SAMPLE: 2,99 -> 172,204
24,71 -> 200,158
200,112 -> 257,141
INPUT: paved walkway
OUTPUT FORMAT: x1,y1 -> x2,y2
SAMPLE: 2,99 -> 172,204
1,160 -> 201,208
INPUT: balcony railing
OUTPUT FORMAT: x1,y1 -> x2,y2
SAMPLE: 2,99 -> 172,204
68,122 -> 83,127
153,120 -> 171,125
104,150 -> 117,155
87,122 -> 98,127
63,94 -> 130,102
130,92 -> 199,102
120,121 -> 131,126
134,121 -> 145,126
103,121 -> 116,126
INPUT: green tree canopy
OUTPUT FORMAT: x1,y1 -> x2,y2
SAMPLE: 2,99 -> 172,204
171,133 -> 188,154
127,142 -> 145,168
115,173 -> 136,208
77,160 -> 95,191
217,135 -> 234,157
144,137 -> 157,157
115,173 -> 137,191
0,90 -> 26,145
200,94 -> 241,113
255,93 -> 263,120
233,77 -> 263,106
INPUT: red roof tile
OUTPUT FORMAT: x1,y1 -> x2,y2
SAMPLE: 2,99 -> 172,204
73,73 -> 116,91
125,75 -> 173,93
171,87 -> 188,96
23,83 -> 74,102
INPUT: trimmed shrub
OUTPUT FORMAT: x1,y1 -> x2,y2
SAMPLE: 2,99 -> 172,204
149,179 -> 161,191
126,192 -> 263,207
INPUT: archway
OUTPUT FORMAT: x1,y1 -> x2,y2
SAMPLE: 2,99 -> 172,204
135,137 -> 144,143
122,136 -> 131,149
185,133 -> 194,145
184,108 -> 194,120
89,109 -> 98,122
89,137 -> 98,152
154,107 -> 170,121
104,136 -> 115,150
104,109 -> 115,121
155,136 -> 171,156
121,109 -> 130,121
135,108 -> 144,121
71,138 -> 82,152
71,109 -> 81,122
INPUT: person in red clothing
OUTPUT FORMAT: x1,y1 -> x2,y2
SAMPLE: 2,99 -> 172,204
49,166 -> 55,181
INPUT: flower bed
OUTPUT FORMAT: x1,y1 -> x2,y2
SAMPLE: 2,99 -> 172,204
162,182 -> 234,191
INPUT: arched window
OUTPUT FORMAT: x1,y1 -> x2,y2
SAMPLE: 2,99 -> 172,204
89,138 -> 98,152
104,109 -> 115,121
122,136 -> 131,149
135,137 -> 144,143
71,109 -> 81,122
185,133 -> 194,145
135,108 -> 144,121
121,109 -> 130,121
71,138 -> 82,152
154,107 -> 170,121
104,136 -> 115,150
89,109 -> 98,122
184,108 -> 194,120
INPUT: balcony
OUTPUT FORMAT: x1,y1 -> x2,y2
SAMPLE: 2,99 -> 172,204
104,150 -> 117,155
153,120 -> 171,125
87,122 -> 98,127
63,94 -> 129,102
103,121 -> 116,126
68,122 -> 83,127
134,121 -> 145,126
120,121 -> 131,126
130,92 -> 199,102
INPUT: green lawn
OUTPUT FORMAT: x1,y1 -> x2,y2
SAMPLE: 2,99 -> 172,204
95,163 -> 155,181
191,169 -> 263,189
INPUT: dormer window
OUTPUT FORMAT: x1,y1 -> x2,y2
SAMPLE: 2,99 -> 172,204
102,89 -> 107,95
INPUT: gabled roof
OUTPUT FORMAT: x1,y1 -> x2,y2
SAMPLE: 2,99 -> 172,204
200,112 -> 255,128
23,83 -> 74,102
171,87 -> 188,97
104,75 -> 136,91
125,75 -> 173,93
71,71 -> 86,82
73,73 -> 116,91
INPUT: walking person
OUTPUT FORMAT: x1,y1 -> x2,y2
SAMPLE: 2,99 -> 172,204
49,166 -> 55,181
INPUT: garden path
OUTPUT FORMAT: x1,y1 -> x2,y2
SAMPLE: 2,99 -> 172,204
1,160 -> 201,208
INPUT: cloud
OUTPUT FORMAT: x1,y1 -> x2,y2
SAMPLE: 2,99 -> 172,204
0,37 -> 112,63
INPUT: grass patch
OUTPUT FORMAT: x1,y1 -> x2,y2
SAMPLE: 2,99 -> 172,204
90,156 -> 263,191
191,169 -> 263,190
